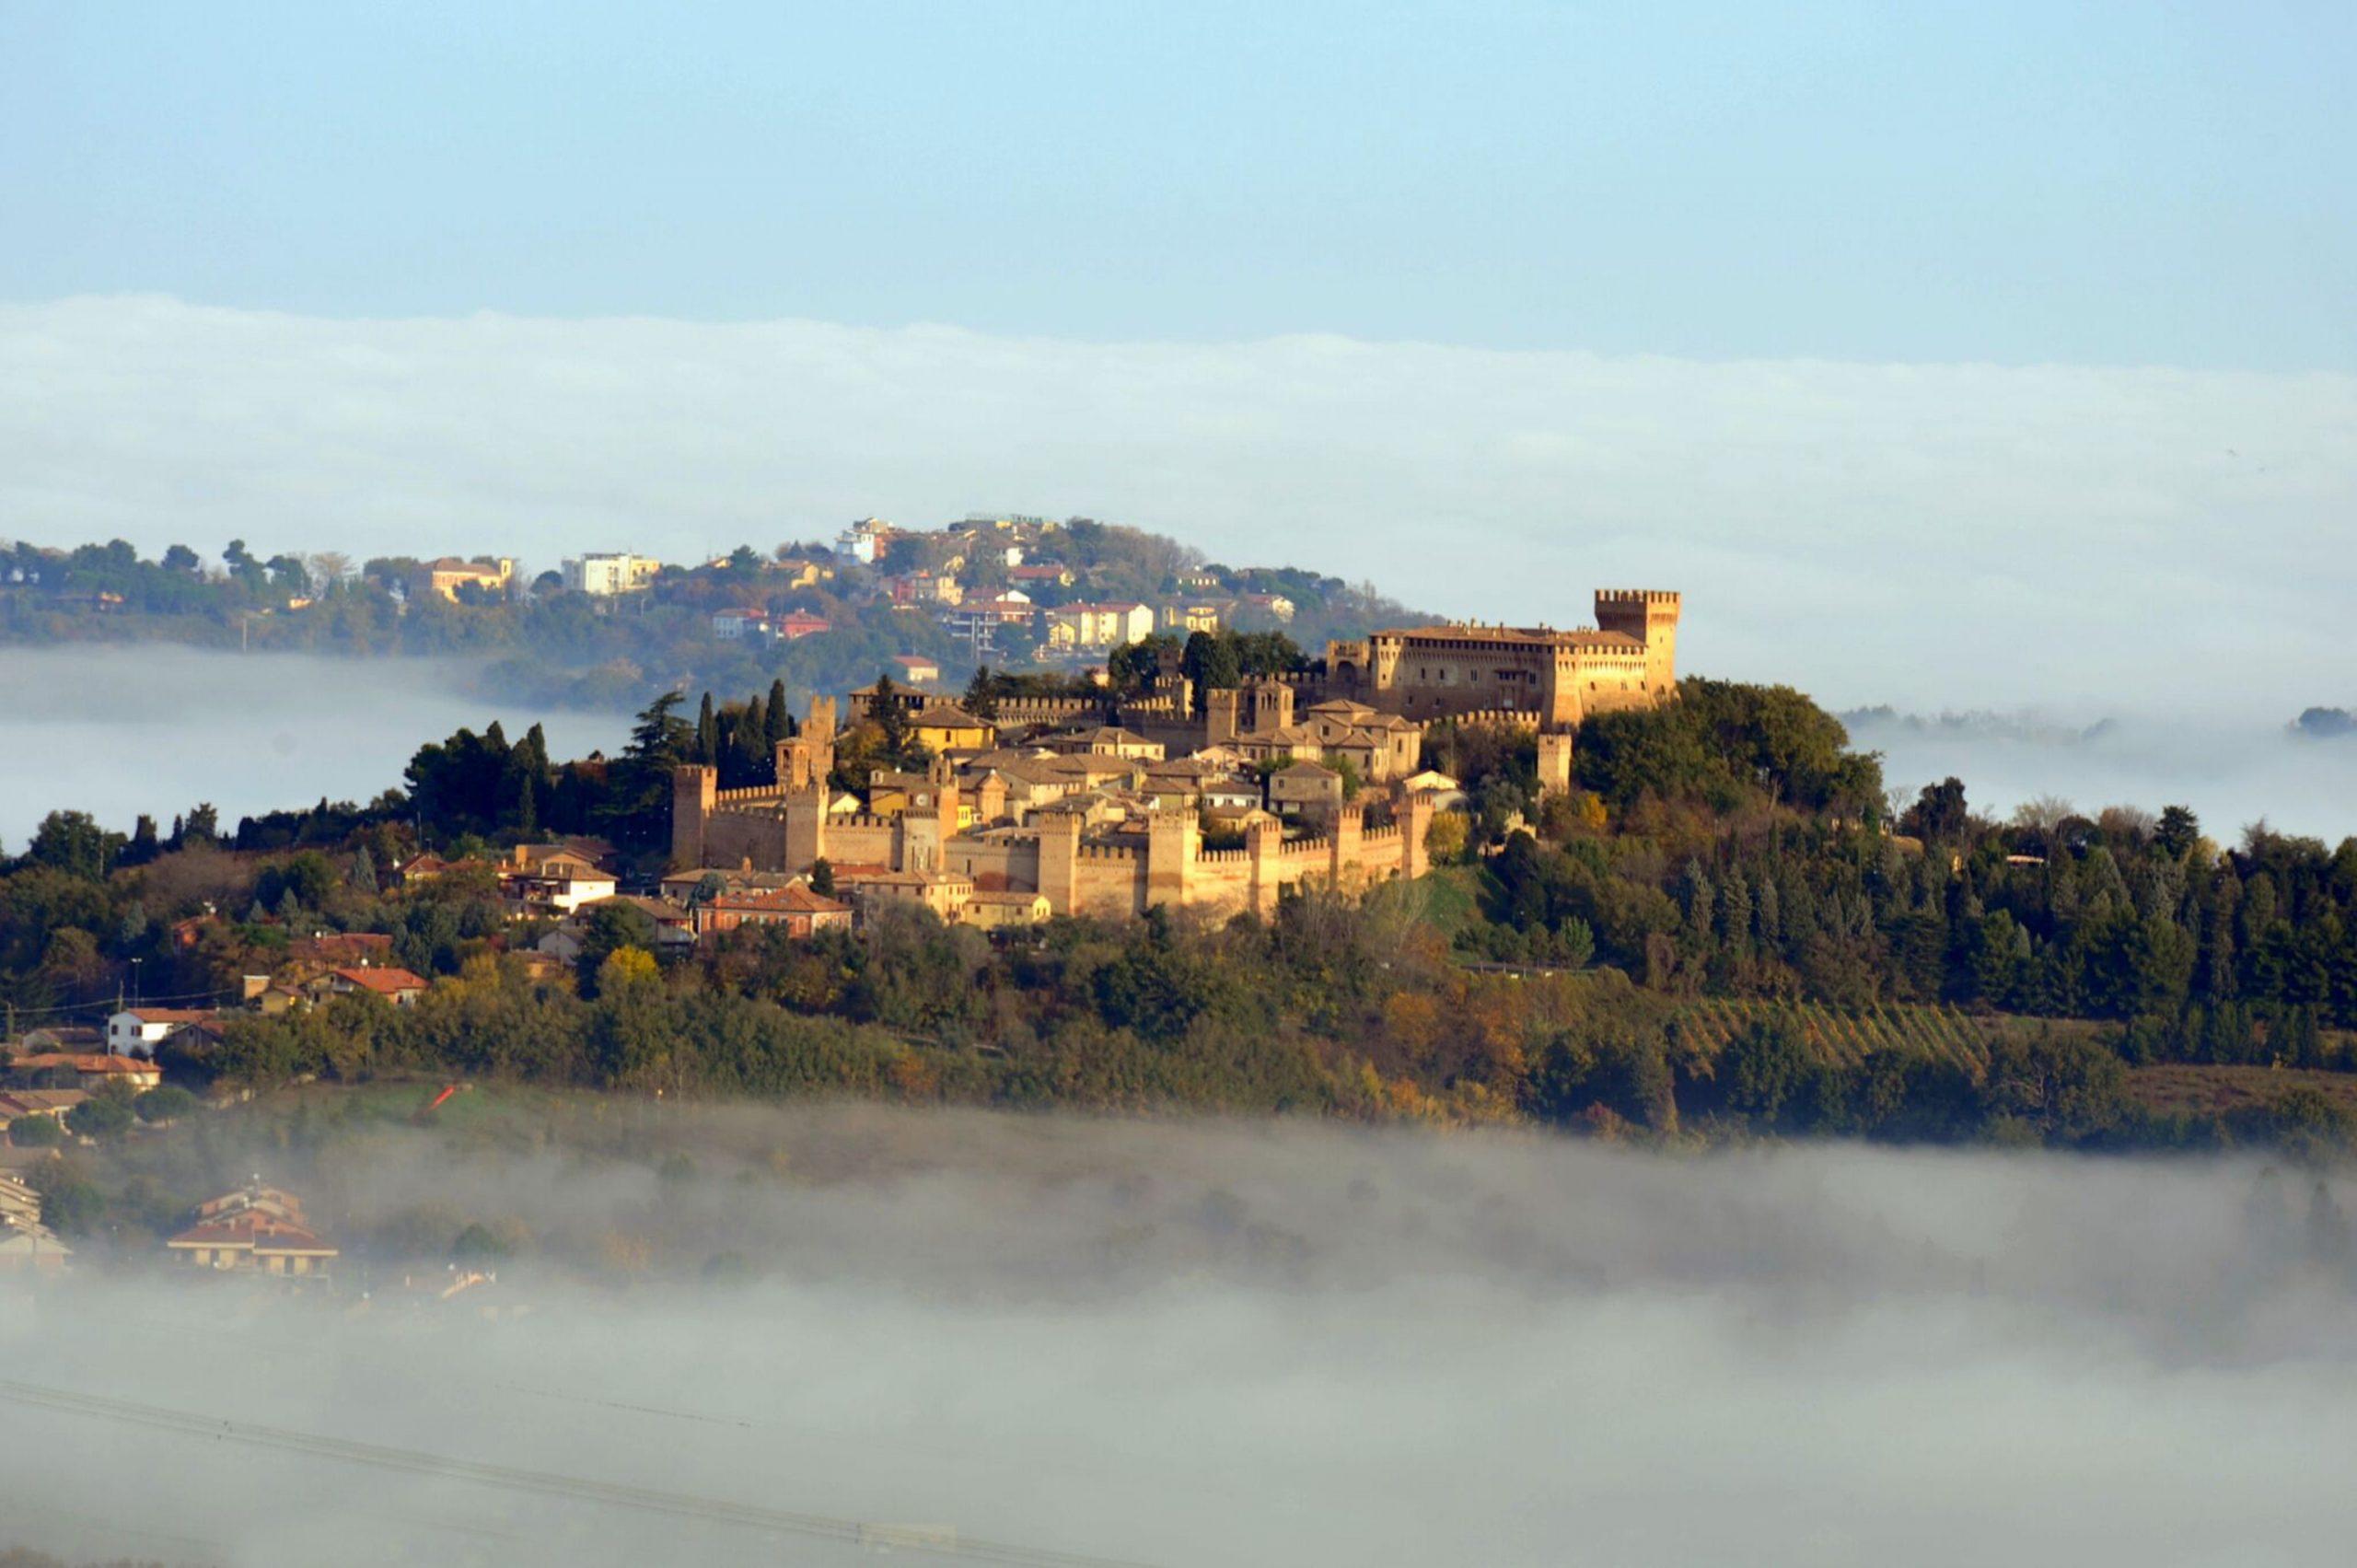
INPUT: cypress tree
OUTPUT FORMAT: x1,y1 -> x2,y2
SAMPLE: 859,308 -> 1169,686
765,679 -> 793,747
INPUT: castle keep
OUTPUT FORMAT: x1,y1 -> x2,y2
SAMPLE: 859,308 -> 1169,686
670,589 -> 1679,922
1323,589 -> 1680,728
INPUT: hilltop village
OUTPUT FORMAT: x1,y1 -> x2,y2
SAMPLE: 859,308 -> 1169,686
0,514 -> 1429,713
671,587 -> 1682,923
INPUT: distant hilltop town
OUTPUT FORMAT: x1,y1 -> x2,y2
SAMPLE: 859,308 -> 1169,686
672,587 -> 1681,923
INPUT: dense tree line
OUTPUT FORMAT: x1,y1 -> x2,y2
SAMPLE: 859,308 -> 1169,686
8,669 -> 2357,1160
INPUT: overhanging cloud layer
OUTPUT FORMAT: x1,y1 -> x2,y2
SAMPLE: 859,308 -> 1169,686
3,296 -> 2352,716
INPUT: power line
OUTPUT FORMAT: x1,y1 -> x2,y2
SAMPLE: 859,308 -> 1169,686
0,1379 -> 1169,1568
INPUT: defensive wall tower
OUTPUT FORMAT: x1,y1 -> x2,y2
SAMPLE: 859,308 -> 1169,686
1592,589 -> 1681,696
672,764 -> 717,866
1036,812 -> 1084,913
1536,732 -> 1575,797
1204,676 -> 1297,744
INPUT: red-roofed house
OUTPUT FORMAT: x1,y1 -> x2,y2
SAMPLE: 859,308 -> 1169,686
775,610 -> 833,641
6,1054 -> 163,1093
328,967 -> 430,1005
168,1184 -> 339,1277
693,882 -> 853,940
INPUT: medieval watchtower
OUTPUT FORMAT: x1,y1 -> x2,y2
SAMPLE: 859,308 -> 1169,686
1591,589 -> 1681,697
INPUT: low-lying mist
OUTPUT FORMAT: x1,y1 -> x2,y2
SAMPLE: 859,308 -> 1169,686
1852,705 -> 2357,842
6,1106 -> 2355,1566
0,647 -> 624,847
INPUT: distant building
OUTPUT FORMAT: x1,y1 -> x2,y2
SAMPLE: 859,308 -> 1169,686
1239,592 -> 1296,622
1042,602 -> 1154,652
693,882 -> 853,940
327,967 -> 430,1006
888,655 -> 940,686
1268,761 -> 1345,819
500,854 -> 617,919
1159,602 -> 1223,635
958,889 -> 1052,930
775,610 -> 833,641
0,1090 -> 86,1134
166,1183 -> 339,1278
907,703 -> 996,753
712,608 -> 774,640
6,1054 -> 162,1093
107,1007 -> 216,1057
424,557 -> 515,602
835,517 -> 896,563
561,552 -> 663,596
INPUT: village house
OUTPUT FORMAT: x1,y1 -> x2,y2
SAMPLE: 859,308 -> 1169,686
166,1182 -> 339,1278
769,557 -> 833,591
1042,601 -> 1155,652
1007,562 -> 1075,589
842,867 -> 975,923
888,654 -> 941,686
776,610 -> 833,641
106,1007 -> 217,1058
834,517 -> 897,563
1268,761 -> 1346,819
939,590 -> 1035,641
1239,592 -> 1296,621
958,889 -> 1053,930
424,556 -> 515,601
885,570 -> 963,608
0,1089 -> 88,1134
538,900 -> 692,961
6,1053 -> 163,1094
499,851 -> 618,919
693,882 -> 853,940
712,607 -> 775,640
907,703 -> 996,753
327,967 -> 430,1006
1158,602 -> 1223,635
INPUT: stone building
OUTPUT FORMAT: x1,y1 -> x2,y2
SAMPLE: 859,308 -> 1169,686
1322,589 -> 1680,728
674,588 -> 1678,920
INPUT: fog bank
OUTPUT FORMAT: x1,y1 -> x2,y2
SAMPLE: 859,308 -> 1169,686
4,296 -> 2353,721
1855,707 -> 2357,842
0,646 -> 624,847
5,1108 -> 2355,1566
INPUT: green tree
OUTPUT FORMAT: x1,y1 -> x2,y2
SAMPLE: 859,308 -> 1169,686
1722,1018 -> 1811,1127
26,810 -> 123,881
66,1091 -> 134,1141
134,1085 -> 199,1124
7,1115 -> 63,1148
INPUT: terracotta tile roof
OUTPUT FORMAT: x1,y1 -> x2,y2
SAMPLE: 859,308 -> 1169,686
122,1007 -> 215,1025
714,885 -> 851,914
8,1054 -> 159,1077
910,702 -> 993,729
333,967 -> 429,996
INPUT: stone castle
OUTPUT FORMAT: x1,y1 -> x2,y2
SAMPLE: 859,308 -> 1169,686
670,589 -> 1679,921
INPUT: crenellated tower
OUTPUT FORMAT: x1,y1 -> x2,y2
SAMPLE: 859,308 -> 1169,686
1593,589 -> 1682,696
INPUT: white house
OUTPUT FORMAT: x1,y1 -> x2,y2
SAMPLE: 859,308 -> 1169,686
106,1007 -> 217,1057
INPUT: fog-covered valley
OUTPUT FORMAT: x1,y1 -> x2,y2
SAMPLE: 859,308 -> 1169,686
1853,706 -> 2357,843
6,1106 -> 2357,1567
0,647 -> 623,849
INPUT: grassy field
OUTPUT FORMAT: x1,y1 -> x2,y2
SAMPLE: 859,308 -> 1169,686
2126,1064 -> 2357,1118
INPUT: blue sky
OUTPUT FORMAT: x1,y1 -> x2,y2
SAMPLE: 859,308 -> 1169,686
3,1 -> 2350,367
